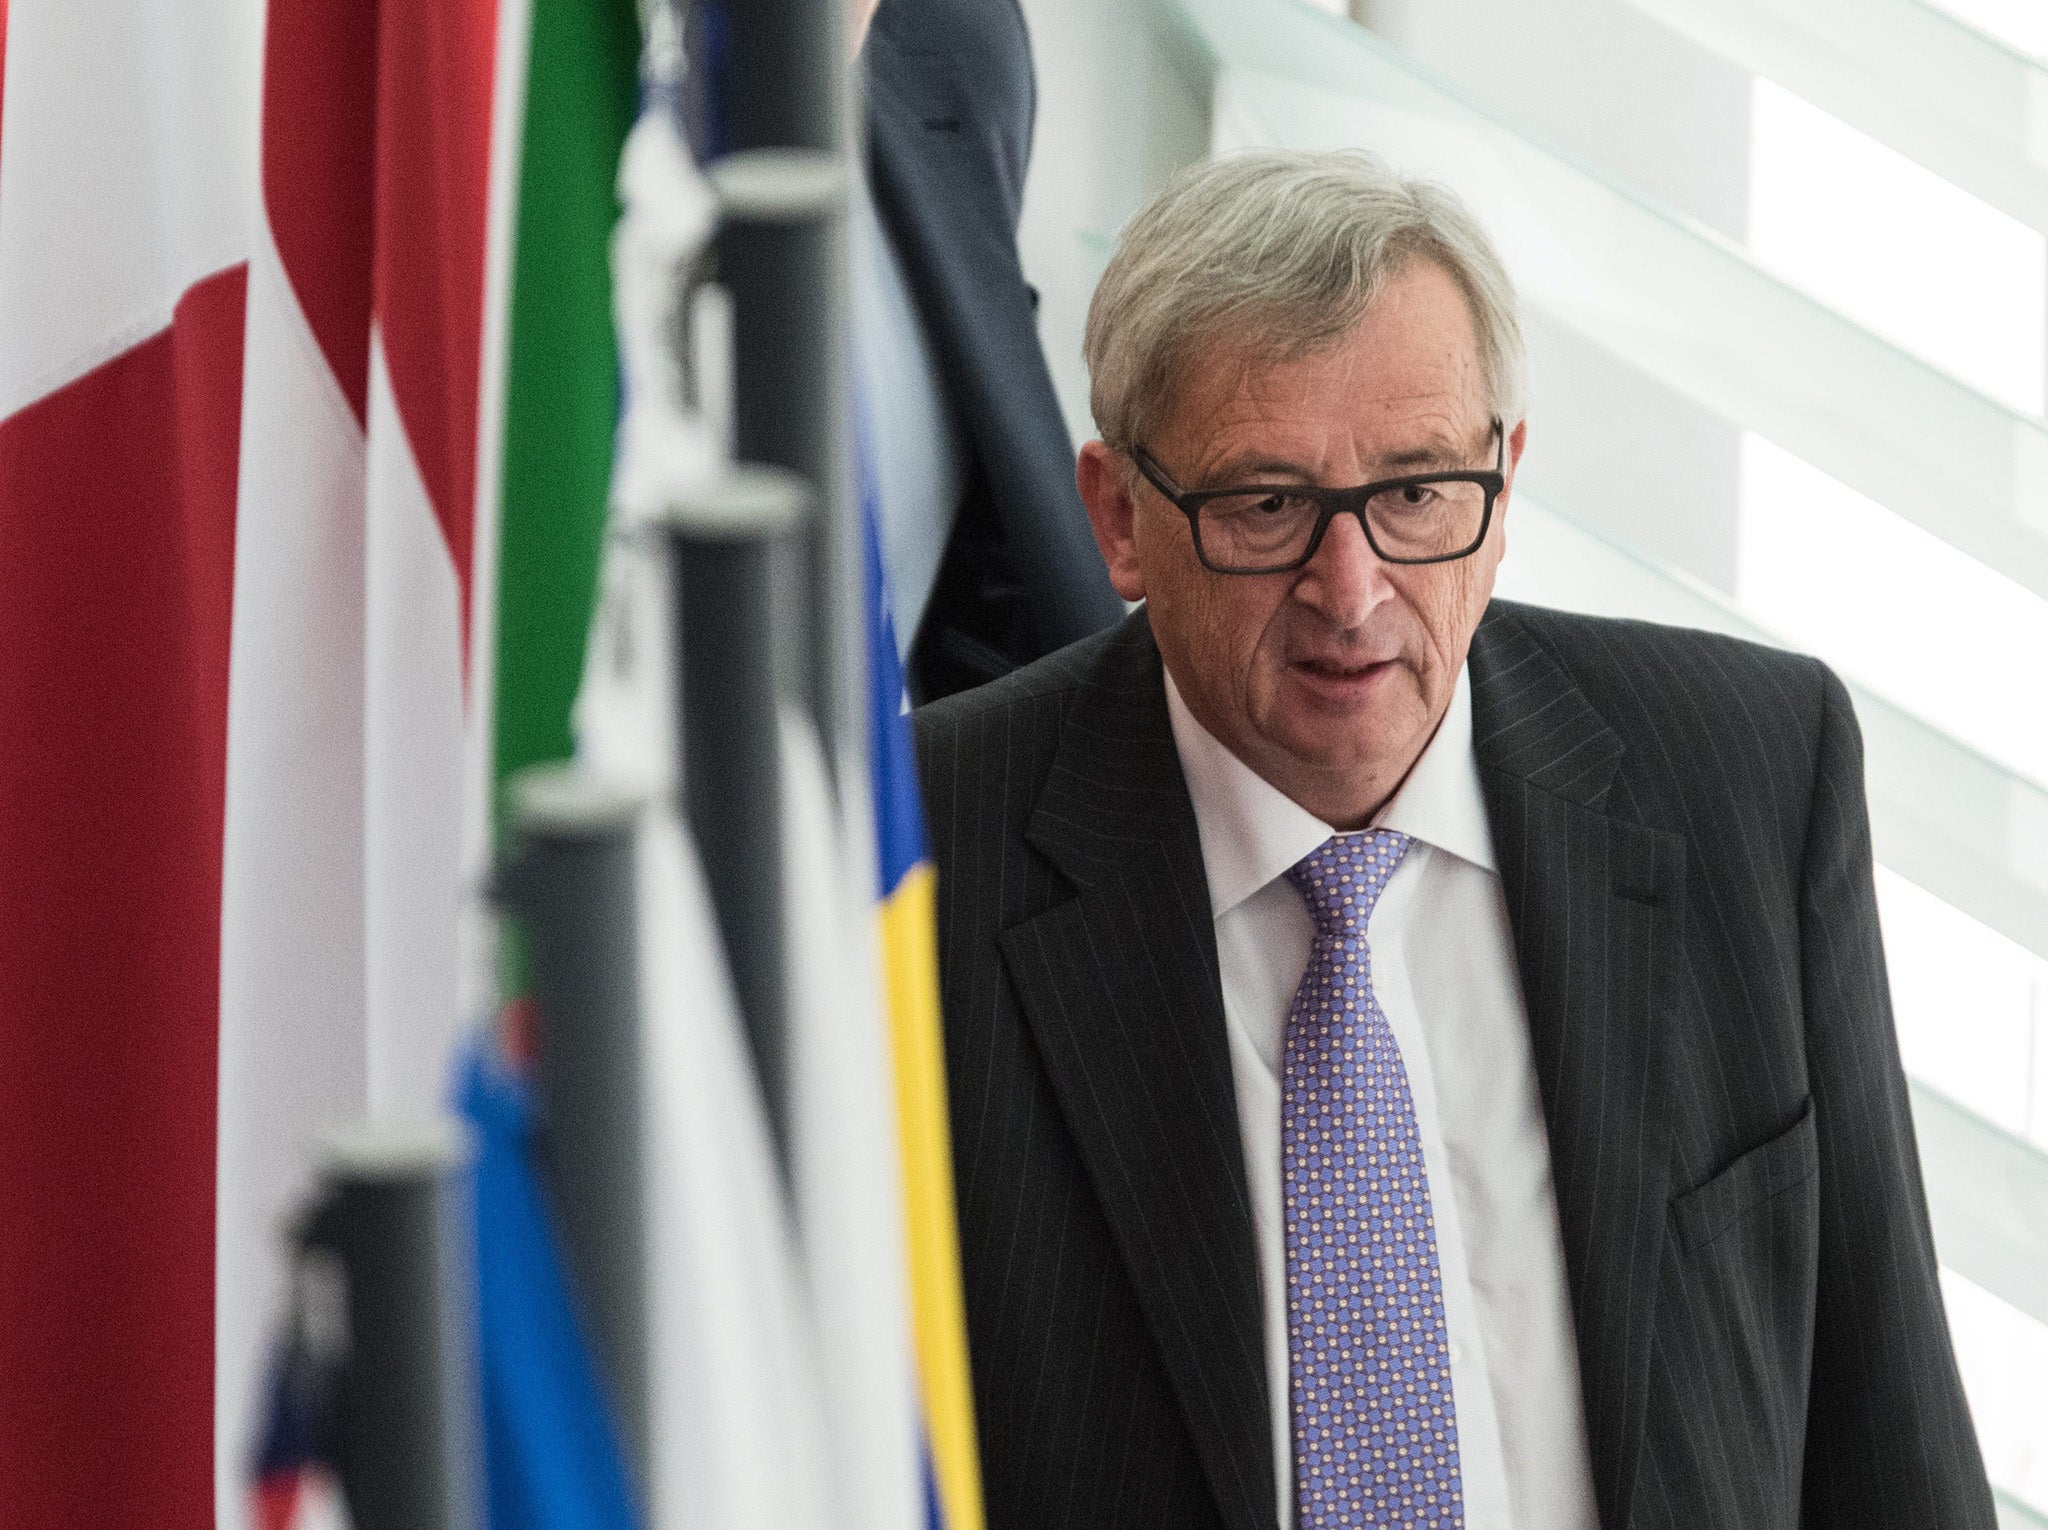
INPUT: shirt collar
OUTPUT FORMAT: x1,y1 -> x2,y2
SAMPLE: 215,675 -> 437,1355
1163,661 -> 1498,921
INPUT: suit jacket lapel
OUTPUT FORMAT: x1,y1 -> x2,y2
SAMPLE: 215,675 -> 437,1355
1469,602 -> 1685,1530
998,616 -> 1277,1530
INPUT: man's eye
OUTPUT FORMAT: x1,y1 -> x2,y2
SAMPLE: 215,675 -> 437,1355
1251,491 -> 1319,516
1397,485 -> 1439,507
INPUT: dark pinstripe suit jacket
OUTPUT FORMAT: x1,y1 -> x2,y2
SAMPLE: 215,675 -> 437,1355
913,600 -> 1995,1530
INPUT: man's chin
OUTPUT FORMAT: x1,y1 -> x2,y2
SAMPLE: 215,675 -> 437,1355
1261,668 -> 1429,769
1265,718 -> 1422,778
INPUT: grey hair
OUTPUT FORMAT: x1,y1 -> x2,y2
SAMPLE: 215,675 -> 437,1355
1083,149 -> 1525,452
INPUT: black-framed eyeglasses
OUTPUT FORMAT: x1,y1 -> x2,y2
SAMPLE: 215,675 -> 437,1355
1129,417 -> 1505,575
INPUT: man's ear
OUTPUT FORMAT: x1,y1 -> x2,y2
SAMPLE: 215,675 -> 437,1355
1076,440 -> 1147,602
1493,416 -> 1528,537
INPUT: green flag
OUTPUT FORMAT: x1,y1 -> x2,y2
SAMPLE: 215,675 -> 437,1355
490,0 -> 642,810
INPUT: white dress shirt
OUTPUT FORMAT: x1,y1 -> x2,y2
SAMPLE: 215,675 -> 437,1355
1163,665 -> 1601,1530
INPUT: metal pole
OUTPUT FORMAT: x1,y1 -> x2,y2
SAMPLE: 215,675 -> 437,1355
663,463 -> 809,1164
712,148 -> 861,784
720,0 -> 845,155
309,1121 -> 480,1530
500,767 -> 650,1485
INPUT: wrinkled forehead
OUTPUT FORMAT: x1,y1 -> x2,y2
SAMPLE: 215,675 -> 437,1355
1145,260 -> 1493,465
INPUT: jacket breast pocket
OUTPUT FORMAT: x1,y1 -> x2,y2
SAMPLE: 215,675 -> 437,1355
1673,1098 -> 1818,1254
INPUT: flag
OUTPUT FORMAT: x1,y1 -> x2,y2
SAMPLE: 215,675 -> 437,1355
360,0 -> 643,1514
231,0 -> 639,1509
616,671 -> 837,1530
488,0 -> 641,812
590,62 -> 832,1530
250,1359 -> 344,1530
247,1251 -> 349,1530
1,0 -> 975,1523
0,1 -> 256,1521
573,531 -> 838,1530
635,752 -> 835,1530
461,1037 -> 639,1530
3,0 -> 596,1518
465,2 -> 645,1511
782,698 -> 927,1530
863,499 -> 988,1530
219,0 -> 499,1517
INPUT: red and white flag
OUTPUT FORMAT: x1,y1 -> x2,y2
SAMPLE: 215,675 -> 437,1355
219,0 -> 499,1518
0,0 -> 500,1523
0,3 -> 259,1522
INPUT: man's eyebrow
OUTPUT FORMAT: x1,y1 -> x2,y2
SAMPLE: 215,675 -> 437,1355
1194,452 -> 1317,487
1378,442 -> 1459,470
1377,430 -> 1483,471
1198,431 -> 1484,486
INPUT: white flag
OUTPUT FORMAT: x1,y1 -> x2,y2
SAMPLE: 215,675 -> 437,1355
782,705 -> 927,1529
582,62 -> 832,1530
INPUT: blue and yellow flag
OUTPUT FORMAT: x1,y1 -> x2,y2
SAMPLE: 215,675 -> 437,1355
864,506 -> 986,1530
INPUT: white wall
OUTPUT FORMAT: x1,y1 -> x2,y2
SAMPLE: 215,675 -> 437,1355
1018,0 -> 1753,593
1359,0 -> 1753,593
1015,0 -> 1210,451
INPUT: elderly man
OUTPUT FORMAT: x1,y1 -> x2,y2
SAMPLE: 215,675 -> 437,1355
915,151 -> 1994,1530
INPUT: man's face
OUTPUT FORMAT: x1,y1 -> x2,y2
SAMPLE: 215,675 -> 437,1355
1077,258 -> 1525,829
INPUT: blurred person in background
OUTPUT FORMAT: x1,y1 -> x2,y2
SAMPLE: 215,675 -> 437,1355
853,0 -> 1125,703
914,149 -> 1995,1530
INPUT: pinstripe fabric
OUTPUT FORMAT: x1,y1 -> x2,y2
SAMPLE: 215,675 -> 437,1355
914,601 -> 1994,1530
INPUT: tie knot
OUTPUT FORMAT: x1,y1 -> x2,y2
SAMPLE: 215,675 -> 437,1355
1286,830 -> 1412,936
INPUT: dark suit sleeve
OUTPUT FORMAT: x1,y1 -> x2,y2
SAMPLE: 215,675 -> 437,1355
1797,665 -> 1996,1528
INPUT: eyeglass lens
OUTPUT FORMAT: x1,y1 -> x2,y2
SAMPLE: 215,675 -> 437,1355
1197,479 -> 1489,570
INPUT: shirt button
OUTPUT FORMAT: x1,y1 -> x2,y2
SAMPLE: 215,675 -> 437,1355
1448,1338 -> 1464,1366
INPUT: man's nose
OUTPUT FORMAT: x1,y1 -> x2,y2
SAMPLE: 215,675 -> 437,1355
1292,509 -> 1396,626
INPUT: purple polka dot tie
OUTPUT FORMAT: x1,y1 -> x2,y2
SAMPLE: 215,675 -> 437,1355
1283,831 -> 1464,1529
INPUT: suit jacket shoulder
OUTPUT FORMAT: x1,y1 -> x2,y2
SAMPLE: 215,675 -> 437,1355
1476,598 -> 1834,881
914,608 -> 1113,750
914,613 -> 1159,962
913,619 -> 1113,851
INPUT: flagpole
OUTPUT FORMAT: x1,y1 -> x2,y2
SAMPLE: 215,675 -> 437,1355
500,767 -> 651,1482
711,0 -> 864,788
718,0 -> 856,740
663,464 -> 810,1164
720,0 -> 845,154
307,1122 -> 481,1530
712,148 -> 859,782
